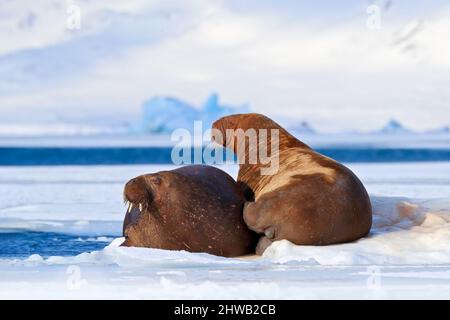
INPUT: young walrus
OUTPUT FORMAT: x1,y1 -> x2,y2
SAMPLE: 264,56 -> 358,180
212,113 -> 372,255
122,165 -> 258,257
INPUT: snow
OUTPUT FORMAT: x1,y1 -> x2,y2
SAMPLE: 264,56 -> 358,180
428,126 -> 450,134
0,135 -> 175,147
1,162 -> 450,298
1,1 -> 450,135
0,123 -> 129,138
264,196 -> 450,265
0,131 -> 449,150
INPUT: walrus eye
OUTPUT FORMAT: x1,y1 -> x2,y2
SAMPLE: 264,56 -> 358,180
151,176 -> 161,185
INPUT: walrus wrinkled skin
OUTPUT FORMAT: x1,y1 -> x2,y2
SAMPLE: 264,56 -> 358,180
212,113 -> 372,255
121,165 -> 258,257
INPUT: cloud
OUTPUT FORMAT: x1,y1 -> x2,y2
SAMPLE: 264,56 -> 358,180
0,0 -> 449,131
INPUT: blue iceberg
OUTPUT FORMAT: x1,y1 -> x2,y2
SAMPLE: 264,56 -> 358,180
140,93 -> 249,133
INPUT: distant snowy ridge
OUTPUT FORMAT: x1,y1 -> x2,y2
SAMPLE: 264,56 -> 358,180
287,121 -> 316,134
0,110 -> 449,138
373,119 -> 413,134
264,118 -> 448,136
139,93 -> 249,133
427,126 -> 450,134
0,123 -> 128,137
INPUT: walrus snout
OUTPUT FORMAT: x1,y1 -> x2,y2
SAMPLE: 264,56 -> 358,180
243,202 -> 266,233
243,202 -> 278,241
212,115 -> 243,135
122,176 -> 157,241
124,177 -> 149,202
211,120 -> 226,146
123,175 -> 159,213
211,116 -> 243,149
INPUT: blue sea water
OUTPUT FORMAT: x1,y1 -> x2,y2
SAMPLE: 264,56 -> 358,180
0,232 -> 114,258
1,146 -> 450,165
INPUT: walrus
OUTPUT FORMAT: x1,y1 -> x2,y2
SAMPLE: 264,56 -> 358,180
121,165 -> 258,257
212,113 -> 372,255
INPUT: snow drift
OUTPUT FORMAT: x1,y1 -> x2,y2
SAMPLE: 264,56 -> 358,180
264,196 -> 450,265
4,195 -> 449,267
2,163 -> 450,299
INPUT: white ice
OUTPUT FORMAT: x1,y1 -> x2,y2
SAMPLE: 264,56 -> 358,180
1,162 -> 450,299
1,131 -> 450,150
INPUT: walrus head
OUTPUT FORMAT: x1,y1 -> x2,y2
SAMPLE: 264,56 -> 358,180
212,113 -> 309,154
212,113 -> 273,150
121,173 -> 166,247
212,113 -> 283,135
120,166 -> 258,256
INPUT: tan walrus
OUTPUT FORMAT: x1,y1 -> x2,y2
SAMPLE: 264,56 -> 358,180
122,165 -> 258,257
212,113 -> 372,255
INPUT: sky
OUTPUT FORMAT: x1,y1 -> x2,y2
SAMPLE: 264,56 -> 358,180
0,0 -> 449,132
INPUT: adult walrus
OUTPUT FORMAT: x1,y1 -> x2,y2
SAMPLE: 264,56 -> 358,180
212,113 -> 372,255
121,165 -> 258,257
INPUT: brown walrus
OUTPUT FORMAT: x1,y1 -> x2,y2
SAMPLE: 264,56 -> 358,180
121,165 -> 258,257
212,113 -> 372,255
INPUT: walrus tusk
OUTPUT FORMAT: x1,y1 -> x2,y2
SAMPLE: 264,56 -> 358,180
128,203 -> 133,213
139,203 -> 143,212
